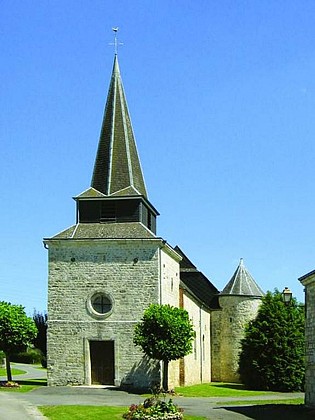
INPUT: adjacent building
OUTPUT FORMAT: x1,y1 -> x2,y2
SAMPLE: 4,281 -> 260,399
299,271 -> 315,407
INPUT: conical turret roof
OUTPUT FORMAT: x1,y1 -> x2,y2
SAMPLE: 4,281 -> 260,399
221,258 -> 264,297
91,55 -> 147,198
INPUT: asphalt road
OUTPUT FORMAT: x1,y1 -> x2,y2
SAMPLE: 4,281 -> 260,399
0,363 -> 311,420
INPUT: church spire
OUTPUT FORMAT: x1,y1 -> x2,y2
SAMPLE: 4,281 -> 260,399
91,54 -> 147,198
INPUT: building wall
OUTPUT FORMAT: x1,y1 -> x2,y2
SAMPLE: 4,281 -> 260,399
47,238 -> 163,388
211,295 -> 261,382
210,309 -> 222,381
160,249 -> 180,307
182,292 -> 211,385
159,249 -> 181,389
300,274 -> 315,407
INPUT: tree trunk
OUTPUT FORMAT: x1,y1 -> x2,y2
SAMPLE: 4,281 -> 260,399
162,360 -> 169,391
5,354 -> 12,382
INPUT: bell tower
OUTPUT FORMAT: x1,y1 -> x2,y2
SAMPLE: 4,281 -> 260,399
75,54 -> 158,233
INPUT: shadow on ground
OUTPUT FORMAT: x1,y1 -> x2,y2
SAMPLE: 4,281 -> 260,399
16,379 -> 47,387
219,404 -> 315,419
211,383 -> 247,390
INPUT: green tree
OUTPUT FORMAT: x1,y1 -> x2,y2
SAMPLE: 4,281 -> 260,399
0,301 -> 37,382
239,290 -> 305,391
33,311 -> 48,367
133,304 -> 195,390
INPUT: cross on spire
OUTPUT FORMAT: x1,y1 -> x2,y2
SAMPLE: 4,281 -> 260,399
110,27 -> 123,55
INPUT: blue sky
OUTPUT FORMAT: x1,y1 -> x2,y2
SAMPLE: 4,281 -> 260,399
1,1 -> 315,314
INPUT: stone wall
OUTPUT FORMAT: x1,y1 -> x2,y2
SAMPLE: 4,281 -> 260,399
160,249 -> 181,388
160,250 -> 180,307
210,309 -> 222,381
47,238 -> 164,388
182,291 -> 211,385
300,273 -> 315,407
211,295 -> 261,382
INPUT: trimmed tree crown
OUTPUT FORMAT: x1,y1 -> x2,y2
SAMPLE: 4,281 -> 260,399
0,301 -> 37,355
134,304 -> 195,362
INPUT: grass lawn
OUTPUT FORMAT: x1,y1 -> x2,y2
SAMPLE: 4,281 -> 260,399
0,367 -> 26,376
175,382 -> 286,397
218,398 -> 304,406
39,406 -> 206,420
0,378 -> 46,393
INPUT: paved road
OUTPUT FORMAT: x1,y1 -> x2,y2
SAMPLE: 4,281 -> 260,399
0,364 -> 310,420
0,362 -> 47,381
0,393 -> 46,420
0,363 -> 47,419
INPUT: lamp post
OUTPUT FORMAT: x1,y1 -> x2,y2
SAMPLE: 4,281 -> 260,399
282,287 -> 293,305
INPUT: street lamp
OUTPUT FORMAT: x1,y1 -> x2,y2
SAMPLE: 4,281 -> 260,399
282,287 -> 293,305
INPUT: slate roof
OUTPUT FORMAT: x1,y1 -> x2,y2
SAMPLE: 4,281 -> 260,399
91,55 -> 147,198
174,246 -> 220,310
74,187 -> 106,199
298,269 -> 315,283
47,222 -> 156,240
221,258 -> 264,297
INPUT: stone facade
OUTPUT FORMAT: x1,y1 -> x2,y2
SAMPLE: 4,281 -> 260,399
46,238 -> 180,388
299,271 -> 315,407
45,236 -> 214,390
45,231 -> 263,389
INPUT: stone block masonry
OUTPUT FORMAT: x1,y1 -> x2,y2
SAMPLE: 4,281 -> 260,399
299,272 -> 315,407
47,238 -> 164,388
211,295 -> 261,382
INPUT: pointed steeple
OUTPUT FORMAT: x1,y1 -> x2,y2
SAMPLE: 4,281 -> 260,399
91,55 -> 147,198
221,258 -> 264,297
74,54 -> 159,234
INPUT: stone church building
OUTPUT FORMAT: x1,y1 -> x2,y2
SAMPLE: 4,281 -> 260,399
44,54 -> 264,389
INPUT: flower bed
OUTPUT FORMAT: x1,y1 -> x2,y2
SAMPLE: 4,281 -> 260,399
0,381 -> 20,388
123,394 -> 183,419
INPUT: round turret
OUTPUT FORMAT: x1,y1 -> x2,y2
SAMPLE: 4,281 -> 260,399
211,259 -> 264,382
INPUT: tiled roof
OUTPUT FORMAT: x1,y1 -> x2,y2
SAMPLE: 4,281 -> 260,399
47,222 -> 156,240
91,55 -> 147,198
174,246 -> 220,310
221,258 -> 264,297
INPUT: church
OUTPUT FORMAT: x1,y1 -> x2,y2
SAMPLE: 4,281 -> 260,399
44,52 -> 264,389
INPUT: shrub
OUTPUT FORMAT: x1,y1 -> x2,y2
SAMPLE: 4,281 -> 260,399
11,348 -> 43,364
239,289 -> 305,391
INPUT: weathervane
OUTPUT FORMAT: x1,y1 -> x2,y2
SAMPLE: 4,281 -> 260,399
110,27 -> 123,55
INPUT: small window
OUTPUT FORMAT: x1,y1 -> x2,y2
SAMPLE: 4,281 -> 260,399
87,292 -> 113,319
91,293 -> 111,314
